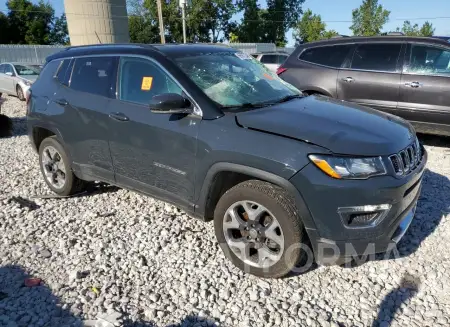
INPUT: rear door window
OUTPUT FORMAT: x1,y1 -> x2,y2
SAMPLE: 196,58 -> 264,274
351,43 -> 402,72
0,64 -> 5,74
260,55 -> 277,64
299,45 -> 353,68
70,57 -> 117,98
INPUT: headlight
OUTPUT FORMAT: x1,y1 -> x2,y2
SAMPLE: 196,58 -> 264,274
23,80 -> 31,86
308,154 -> 386,179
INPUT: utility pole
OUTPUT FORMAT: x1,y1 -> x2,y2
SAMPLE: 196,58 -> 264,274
180,0 -> 187,43
156,0 -> 165,44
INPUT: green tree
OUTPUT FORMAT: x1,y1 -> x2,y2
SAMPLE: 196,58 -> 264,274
6,0 -> 34,44
397,20 -> 435,37
0,13 -> 10,44
128,0 -> 159,43
142,0 -> 237,43
49,13 -> 69,45
293,9 -> 338,44
264,0 -> 305,46
420,21 -> 435,37
322,30 -> 339,39
235,0 -> 262,43
129,14 -> 160,43
350,0 -> 390,36
6,0 -> 55,44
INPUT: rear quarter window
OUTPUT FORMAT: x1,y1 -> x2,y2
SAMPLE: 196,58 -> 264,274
69,57 -> 117,98
55,59 -> 72,86
299,44 -> 353,68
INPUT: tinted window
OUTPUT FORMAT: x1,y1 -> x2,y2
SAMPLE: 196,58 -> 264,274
4,64 -> 13,75
37,60 -> 62,82
277,55 -> 288,64
119,57 -> 182,105
0,64 -> 4,73
406,44 -> 450,75
251,54 -> 259,58
299,45 -> 352,68
260,55 -> 277,64
351,43 -> 401,72
70,57 -> 116,97
56,59 -> 71,85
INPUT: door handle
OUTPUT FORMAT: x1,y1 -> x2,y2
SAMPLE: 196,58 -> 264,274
342,77 -> 354,83
109,112 -> 129,122
54,98 -> 68,106
405,81 -> 423,88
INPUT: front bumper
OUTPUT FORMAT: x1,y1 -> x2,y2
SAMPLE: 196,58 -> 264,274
290,147 -> 427,264
18,81 -> 31,94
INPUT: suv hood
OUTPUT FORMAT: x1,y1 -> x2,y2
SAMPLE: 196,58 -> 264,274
236,95 -> 415,156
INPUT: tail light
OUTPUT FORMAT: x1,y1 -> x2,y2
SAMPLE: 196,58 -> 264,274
276,66 -> 287,75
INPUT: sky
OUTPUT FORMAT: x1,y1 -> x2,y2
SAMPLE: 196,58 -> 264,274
1,0 -> 450,46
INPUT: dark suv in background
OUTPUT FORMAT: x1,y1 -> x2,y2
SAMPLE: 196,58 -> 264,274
278,36 -> 450,136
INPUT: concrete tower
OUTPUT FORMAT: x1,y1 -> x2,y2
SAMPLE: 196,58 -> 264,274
64,0 -> 130,46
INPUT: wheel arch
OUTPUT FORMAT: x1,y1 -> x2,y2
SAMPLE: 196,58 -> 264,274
196,163 -> 318,232
30,124 -> 65,153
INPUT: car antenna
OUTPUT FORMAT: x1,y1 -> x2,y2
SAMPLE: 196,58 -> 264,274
95,31 -> 102,44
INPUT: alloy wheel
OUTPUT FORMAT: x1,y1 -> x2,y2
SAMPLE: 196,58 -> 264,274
223,200 -> 285,268
41,145 -> 66,189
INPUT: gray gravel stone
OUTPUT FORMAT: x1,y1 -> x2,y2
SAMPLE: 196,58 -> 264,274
1,95 -> 450,326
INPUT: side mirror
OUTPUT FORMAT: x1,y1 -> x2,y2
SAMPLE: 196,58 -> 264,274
149,93 -> 193,114
5,72 -> 13,76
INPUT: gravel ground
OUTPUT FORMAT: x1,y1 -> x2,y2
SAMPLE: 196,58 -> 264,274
0,95 -> 449,327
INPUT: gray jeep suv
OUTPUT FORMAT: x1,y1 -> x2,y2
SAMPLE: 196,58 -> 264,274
278,36 -> 450,137
27,44 -> 426,278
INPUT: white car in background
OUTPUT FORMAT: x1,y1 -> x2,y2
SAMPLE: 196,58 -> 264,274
0,62 -> 41,101
251,52 -> 289,72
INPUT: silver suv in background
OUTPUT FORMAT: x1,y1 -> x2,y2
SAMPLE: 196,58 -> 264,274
0,62 -> 41,100
251,52 -> 289,72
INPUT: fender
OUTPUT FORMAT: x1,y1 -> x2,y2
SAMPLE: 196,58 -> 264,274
195,162 -> 319,234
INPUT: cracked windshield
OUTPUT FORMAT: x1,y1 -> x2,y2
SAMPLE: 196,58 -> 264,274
175,52 -> 301,108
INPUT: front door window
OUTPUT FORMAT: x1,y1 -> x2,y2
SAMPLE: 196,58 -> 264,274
406,44 -> 450,76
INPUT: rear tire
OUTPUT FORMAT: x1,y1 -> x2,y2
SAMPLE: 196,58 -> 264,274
214,180 -> 306,278
16,85 -> 25,101
39,136 -> 86,196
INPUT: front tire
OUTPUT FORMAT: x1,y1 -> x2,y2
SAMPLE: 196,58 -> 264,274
214,180 -> 306,278
39,136 -> 86,196
16,85 -> 25,101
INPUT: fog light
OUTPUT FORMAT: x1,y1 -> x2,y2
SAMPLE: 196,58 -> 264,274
338,204 -> 391,229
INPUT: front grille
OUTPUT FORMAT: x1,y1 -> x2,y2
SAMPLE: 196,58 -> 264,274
389,138 -> 423,176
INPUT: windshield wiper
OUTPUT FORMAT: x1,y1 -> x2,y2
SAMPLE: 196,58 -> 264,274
271,94 -> 304,104
221,102 -> 271,109
221,94 -> 304,110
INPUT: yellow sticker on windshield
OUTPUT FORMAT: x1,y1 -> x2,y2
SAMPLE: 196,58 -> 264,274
141,77 -> 153,91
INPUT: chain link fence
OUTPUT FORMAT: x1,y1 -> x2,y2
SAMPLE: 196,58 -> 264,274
0,45 -> 66,64
0,43 -> 296,64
